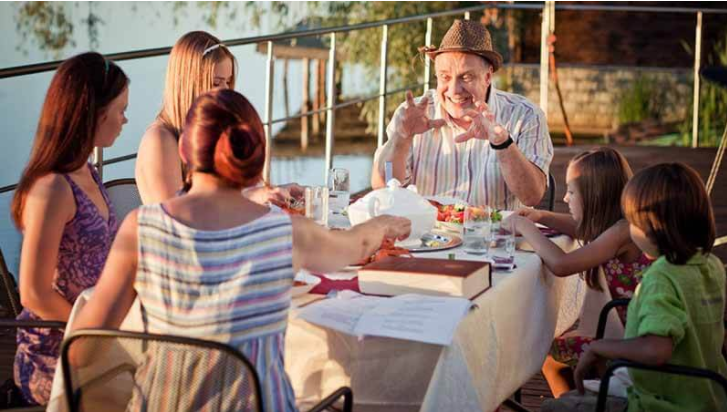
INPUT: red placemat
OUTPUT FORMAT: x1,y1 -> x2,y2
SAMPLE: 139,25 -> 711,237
309,274 -> 360,294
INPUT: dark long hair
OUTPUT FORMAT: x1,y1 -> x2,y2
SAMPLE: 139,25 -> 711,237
622,163 -> 715,264
11,52 -> 129,229
179,89 -> 265,189
569,147 -> 633,290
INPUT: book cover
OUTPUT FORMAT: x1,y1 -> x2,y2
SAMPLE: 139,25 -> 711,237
358,256 -> 491,300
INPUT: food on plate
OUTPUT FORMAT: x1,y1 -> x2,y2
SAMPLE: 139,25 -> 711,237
428,200 -> 502,224
428,200 -> 466,223
293,280 -> 307,287
356,238 -> 412,266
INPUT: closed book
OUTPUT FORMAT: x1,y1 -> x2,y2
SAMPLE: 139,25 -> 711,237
358,256 -> 491,300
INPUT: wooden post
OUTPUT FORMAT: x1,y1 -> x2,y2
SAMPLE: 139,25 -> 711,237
283,58 -> 290,119
319,59 -> 326,128
312,59 -> 321,135
302,58 -> 310,151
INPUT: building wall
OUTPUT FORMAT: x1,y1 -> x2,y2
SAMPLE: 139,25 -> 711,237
497,64 -> 692,135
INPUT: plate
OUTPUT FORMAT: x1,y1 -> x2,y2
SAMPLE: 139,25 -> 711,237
406,231 -> 462,253
292,270 -> 322,297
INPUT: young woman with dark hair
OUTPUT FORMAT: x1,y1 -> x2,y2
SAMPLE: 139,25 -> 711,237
504,147 -> 652,397
9,52 -> 129,405
72,89 -> 410,411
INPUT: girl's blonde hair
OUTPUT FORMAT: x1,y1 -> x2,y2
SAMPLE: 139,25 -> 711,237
568,147 -> 633,290
157,31 -> 237,140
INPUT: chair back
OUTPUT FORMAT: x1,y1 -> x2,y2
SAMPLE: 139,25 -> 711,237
547,172 -> 557,211
103,179 -> 142,223
0,248 -> 21,319
61,329 -> 264,412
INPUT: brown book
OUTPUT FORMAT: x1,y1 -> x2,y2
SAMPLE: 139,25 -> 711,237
358,256 -> 491,300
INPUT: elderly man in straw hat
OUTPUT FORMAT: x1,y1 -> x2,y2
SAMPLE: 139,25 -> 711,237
372,19 -> 553,210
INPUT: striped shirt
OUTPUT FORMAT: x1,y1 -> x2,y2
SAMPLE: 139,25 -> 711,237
374,87 -> 553,210
134,204 -> 297,412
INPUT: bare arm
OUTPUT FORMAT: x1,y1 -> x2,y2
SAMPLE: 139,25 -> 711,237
512,208 -> 578,238
511,216 -> 631,277
496,144 -> 546,207
292,215 -> 411,273
135,125 -> 183,204
18,174 -> 76,321
71,211 -> 139,331
574,335 -> 673,393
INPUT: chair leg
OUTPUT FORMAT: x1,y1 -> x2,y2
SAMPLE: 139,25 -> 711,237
306,386 -> 353,412
514,388 -> 522,403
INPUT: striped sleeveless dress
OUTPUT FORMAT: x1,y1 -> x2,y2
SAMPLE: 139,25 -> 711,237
133,204 -> 297,412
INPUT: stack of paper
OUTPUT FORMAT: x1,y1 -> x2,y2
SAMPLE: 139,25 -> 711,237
295,290 -> 472,346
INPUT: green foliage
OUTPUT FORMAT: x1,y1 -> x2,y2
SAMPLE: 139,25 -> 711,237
617,74 -> 663,125
679,32 -> 727,147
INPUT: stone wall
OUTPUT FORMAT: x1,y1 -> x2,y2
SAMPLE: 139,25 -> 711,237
496,64 -> 693,135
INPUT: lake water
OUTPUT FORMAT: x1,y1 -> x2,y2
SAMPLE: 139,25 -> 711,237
0,2 -> 377,274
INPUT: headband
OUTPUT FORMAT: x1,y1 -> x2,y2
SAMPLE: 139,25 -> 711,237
203,43 -> 227,57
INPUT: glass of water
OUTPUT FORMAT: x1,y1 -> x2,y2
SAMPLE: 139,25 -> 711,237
328,168 -> 350,215
492,217 -> 516,271
305,186 -> 329,227
463,205 -> 491,255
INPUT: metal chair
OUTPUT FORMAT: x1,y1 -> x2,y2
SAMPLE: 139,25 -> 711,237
103,178 -> 142,222
0,248 -> 66,410
546,172 -> 557,211
594,299 -> 727,412
61,329 -> 353,412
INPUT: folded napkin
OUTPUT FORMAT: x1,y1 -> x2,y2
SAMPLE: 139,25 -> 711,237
310,274 -> 360,295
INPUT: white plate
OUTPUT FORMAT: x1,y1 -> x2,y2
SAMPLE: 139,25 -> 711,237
292,270 -> 322,297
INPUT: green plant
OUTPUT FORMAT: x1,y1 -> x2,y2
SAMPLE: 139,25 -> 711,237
617,74 -> 663,125
679,31 -> 727,147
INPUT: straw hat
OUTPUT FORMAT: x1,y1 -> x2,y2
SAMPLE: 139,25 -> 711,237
419,19 -> 503,72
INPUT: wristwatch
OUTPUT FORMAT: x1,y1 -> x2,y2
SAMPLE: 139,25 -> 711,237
490,134 -> 513,151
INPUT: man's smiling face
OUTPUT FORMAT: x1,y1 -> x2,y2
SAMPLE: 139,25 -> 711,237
435,52 -> 492,121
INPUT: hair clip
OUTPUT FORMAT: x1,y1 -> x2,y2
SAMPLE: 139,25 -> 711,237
203,43 -> 227,57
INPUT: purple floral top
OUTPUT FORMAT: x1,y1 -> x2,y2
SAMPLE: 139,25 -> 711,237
14,164 -> 119,405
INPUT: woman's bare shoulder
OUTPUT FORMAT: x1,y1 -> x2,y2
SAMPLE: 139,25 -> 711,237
138,120 -> 179,160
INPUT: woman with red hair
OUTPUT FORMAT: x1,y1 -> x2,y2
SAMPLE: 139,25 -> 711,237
72,89 -> 410,411
10,52 -> 129,406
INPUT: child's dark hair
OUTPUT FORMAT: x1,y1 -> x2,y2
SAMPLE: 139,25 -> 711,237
622,162 -> 715,264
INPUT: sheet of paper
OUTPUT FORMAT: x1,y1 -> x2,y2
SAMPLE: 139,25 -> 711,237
297,291 -> 472,346
354,294 -> 472,346
295,291 -> 382,335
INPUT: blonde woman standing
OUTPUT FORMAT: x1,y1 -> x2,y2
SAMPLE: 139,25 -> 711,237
136,31 -> 299,205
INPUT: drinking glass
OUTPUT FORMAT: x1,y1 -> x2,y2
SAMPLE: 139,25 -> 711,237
492,217 -> 516,271
328,168 -> 350,215
462,205 -> 491,255
305,186 -> 329,226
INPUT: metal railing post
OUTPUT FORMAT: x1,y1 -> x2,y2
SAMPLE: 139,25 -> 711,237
263,41 -> 274,183
692,11 -> 703,148
325,33 -> 337,182
378,25 -> 389,148
423,17 -> 433,94
539,1 -> 553,116
93,147 -> 103,180
464,11 -> 471,20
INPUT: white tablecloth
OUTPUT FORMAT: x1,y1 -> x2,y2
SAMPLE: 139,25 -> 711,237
47,235 -> 584,412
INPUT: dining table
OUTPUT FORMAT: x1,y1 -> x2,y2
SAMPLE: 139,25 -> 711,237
46,219 -> 585,412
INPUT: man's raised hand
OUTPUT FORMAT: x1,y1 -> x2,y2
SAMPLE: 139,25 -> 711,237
397,91 -> 446,143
